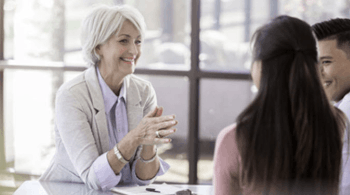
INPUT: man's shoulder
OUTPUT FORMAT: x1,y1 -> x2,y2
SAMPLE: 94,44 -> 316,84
338,93 -> 350,108
337,92 -> 350,120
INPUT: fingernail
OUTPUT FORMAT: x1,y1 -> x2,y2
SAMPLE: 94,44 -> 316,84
171,121 -> 176,124
167,139 -> 172,142
172,129 -> 176,132
169,115 -> 174,119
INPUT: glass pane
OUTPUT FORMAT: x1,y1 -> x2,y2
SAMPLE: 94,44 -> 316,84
4,0 -> 15,60
3,70 -> 83,174
199,0 -> 350,72
281,0 -> 350,24
128,0 -> 191,71
5,70 -> 56,174
199,0 -> 257,72
251,0 -> 270,23
136,74 -> 189,183
199,78 -> 255,184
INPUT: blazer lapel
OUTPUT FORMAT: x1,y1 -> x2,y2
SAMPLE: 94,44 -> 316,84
85,67 -> 110,153
125,75 -> 143,132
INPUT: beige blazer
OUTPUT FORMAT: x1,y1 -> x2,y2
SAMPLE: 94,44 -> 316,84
39,67 -> 157,190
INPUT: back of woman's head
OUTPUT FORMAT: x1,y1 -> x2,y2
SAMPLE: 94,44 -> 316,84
253,16 -> 317,61
236,15 -> 343,194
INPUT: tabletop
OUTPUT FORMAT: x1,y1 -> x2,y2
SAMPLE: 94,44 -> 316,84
13,181 -> 214,195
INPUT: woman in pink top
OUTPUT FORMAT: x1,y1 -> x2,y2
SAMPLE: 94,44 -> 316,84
213,15 -> 346,195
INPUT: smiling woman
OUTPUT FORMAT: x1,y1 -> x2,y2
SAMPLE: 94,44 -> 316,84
96,20 -> 142,95
38,5 -> 178,190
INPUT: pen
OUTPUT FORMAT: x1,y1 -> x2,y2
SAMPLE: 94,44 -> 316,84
146,188 -> 161,193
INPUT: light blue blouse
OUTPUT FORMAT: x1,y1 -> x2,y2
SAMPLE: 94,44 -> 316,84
92,67 -> 170,190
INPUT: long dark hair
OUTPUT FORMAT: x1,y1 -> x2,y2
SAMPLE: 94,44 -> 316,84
236,15 -> 345,194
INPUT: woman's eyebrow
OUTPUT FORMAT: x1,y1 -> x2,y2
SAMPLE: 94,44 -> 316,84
117,34 -> 141,38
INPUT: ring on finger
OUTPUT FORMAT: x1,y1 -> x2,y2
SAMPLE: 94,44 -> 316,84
156,131 -> 161,138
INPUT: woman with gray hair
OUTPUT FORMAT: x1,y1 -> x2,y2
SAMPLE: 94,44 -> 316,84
40,5 -> 177,191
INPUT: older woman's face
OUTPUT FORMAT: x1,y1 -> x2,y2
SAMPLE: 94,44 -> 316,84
97,20 -> 141,77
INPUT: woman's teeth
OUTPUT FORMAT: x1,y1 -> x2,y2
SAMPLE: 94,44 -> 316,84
121,58 -> 134,62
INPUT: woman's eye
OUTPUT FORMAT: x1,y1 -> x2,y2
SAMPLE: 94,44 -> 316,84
322,60 -> 332,65
135,40 -> 142,45
119,39 -> 128,43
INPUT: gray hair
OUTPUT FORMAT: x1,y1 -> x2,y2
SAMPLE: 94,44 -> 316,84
81,5 -> 146,66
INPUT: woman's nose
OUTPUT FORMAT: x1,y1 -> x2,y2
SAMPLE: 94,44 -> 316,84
128,43 -> 138,55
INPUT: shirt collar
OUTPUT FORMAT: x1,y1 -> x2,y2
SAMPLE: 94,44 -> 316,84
96,66 -> 126,113
335,92 -> 350,108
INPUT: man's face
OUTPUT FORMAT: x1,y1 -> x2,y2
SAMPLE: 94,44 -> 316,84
318,39 -> 350,102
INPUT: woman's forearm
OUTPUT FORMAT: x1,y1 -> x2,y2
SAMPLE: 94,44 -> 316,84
135,145 -> 160,180
107,132 -> 140,174
106,106 -> 176,177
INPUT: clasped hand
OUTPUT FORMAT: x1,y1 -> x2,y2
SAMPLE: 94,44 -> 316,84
134,106 -> 177,145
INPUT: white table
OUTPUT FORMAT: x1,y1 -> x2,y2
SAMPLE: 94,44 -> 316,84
14,181 -> 214,195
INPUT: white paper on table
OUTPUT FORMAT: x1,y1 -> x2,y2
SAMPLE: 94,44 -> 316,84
110,184 -> 184,195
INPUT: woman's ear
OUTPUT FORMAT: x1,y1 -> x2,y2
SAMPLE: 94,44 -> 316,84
94,45 -> 102,61
95,45 -> 101,56
95,45 -> 102,60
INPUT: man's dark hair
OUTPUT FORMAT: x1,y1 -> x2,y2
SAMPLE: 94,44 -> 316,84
312,18 -> 350,56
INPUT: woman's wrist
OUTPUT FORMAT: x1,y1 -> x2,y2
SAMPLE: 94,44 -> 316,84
141,145 -> 157,160
124,129 -> 142,148
114,144 -> 129,164
117,132 -> 141,160
139,147 -> 157,163
128,127 -> 145,147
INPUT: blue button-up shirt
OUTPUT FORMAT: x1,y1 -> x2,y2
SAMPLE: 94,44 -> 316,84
92,67 -> 169,190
